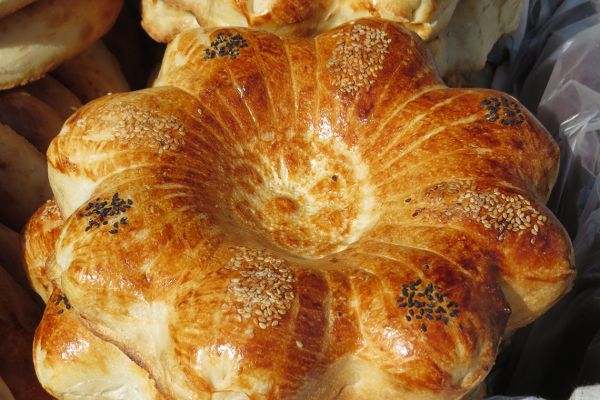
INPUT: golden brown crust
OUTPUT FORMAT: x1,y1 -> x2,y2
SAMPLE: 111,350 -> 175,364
22,199 -> 64,303
34,290 -> 163,399
144,0 -> 459,41
34,19 -> 574,399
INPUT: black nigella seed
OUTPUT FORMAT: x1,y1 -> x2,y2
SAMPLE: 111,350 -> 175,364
109,229 -> 118,234
66,304 -> 71,310
57,309 -> 64,314
421,323 -> 427,332
405,198 -> 411,203
426,314 -> 433,320
406,315 -> 412,322
416,315 -> 422,320
409,309 -> 415,316
450,311 -> 459,317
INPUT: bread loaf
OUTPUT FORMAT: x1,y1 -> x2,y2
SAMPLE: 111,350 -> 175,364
140,0 -> 522,76
28,19 -> 573,399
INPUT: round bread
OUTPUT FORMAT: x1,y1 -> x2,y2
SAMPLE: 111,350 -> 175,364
22,76 -> 82,120
140,0 -> 522,76
0,123 -> 51,230
0,0 -> 36,19
52,41 -> 130,103
0,90 -> 64,152
0,0 -> 123,90
33,19 -> 573,399
142,0 -> 458,41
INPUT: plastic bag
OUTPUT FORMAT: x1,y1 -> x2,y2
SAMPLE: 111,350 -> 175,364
484,1 -> 600,399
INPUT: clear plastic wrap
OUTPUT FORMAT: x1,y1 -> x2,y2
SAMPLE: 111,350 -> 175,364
485,1 -> 600,399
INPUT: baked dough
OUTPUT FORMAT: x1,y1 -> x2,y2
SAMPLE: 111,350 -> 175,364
140,0 -> 522,76
30,19 -> 573,399
0,0 -> 123,90
142,0 -> 459,41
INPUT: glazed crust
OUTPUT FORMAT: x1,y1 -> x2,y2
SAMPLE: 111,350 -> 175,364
32,19 -> 574,399
142,0 -> 459,41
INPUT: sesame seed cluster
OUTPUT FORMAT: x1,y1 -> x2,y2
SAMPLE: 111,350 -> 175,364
79,193 -> 133,235
458,186 -> 547,243
204,32 -> 249,60
102,103 -> 186,153
225,247 -> 295,330
327,24 -> 391,94
41,201 -> 61,219
397,279 -> 459,333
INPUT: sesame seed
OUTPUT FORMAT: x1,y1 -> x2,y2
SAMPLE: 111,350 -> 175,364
456,184 -> 543,244
226,247 -> 295,330
104,103 -> 186,152
327,24 -> 390,95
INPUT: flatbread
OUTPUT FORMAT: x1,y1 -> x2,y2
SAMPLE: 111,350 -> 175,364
429,0 -> 523,76
0,0 -> 123,90
0,266 -> 49,399
0,123 -> 51,230
0,223 -> 28,292
0,0 -> 36,19
22,76 -> 81,120
0,90 -> 64,152
52,41 -> 130,103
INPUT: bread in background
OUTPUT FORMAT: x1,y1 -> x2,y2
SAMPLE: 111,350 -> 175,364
0,0 -> 123,90
0,90 -> 63,152
0,266 -> 50,399
0,223 -> 28,292
0,123 -> 51,231
0,0 -> 36,19
22,76 -> 81,120
52,41 -> 130,103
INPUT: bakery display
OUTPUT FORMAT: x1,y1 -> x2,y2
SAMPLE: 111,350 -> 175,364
140,0 -> 523,77
23,19 -> 574,399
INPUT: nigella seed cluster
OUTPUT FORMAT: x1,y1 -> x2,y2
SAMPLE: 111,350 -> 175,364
204,32 -> 249,60
79,193 -> 133,234
55,294 -> 72,315
397,279 -> 459,332
481,97 -> 524,126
